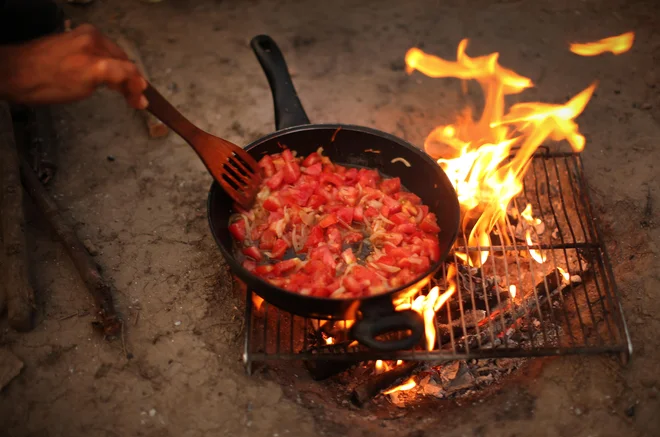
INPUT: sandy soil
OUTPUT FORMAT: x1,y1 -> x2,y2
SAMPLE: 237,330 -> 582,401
1,0 -> 659,436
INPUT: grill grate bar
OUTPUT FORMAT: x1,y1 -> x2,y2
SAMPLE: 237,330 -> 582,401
242,152 -> 632,373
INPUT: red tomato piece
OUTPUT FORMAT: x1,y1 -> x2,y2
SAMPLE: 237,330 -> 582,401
389,268 -> 416,288
419,213 -> 441,233
382,195 -> 402,214
343,276 -> 364,294
266,170 -> 284,190
259,229 -> 277,250
344,167 -> 359,184
375,255 -> 397,266
251,223 -> 268,241
263,196 -> 281,212
390,212 -> 412,225
283,160 -> 301,184
343,232 -> 363,244
308,194 -> 327,209
242,259 -> 256,272
364,207 -> 379,219
394,191 -> 422,205
302,152 -> 321,167
380,177 -> 401,195
304,225 -> 325,250
353,205 -> 364,222
382,232 -> 404,246
338,186 -> 359,206
274,258 -> 301,275
281,149 -> 295,162
255,264 -> 276,278
336,207 -> 354,224
303,162 -> 322,176
318,213 -> 338,228
394,223 -> 417,234
357,169 -> 380,188
258,155 -> 275,177
229,220 -> 247,242
320,173 -> 344,187
326,227 -> 343,253
242,246 -> 263,261
270,239 -> 289,260
421,238 -> 441,262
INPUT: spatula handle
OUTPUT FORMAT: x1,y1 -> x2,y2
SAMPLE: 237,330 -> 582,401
143,83 -> 201,144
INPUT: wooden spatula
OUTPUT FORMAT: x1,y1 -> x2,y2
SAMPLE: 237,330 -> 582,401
143,83 -> 262,210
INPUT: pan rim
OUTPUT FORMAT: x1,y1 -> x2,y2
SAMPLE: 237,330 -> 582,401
207,123 -> 460,306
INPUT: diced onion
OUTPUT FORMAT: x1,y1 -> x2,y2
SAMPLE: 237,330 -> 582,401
369,262 -> 401,273
391,157 -> 411,167
330,287 -> 347,298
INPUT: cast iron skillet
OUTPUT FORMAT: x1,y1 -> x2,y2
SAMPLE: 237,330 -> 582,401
207,35 -> 460,351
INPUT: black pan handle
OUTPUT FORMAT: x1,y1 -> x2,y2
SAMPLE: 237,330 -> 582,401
250,35 -> 311,131
350,309 -> 424,351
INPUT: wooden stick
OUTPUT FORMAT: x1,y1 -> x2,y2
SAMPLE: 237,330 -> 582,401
19,158 -> 121,337
116,36 -> 168,138
0,103 -> 35,331
350,361 -> 421,406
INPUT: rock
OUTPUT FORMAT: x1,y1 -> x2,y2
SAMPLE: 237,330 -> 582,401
624,405 -> 635,417
0,349 -> 24,390
83,239 -> 99,256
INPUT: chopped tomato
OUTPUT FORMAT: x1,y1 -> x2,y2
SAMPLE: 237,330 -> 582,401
344,167 -> 359,184
302,152 -> 321,167
364,207 -> 379,219
421,238 -> 441,262
258,155 -> 275,177
251,223 -> 268,241
380,177 -> 401,195
242,259 -> 256,272
308,194 -> 327,209
320,173 -> 344,187
338,186 -> 359,206
263,196 -> 281,212
229,220 -> 247,242
283,160 -> 301,184
326,226 -> 343,253
270,239 -> 289,260
304,225 -> 324,249
274,258 -> 301,275
336,207 -> 354,224
375,255 -> 396,266
259,229 -> 277,250
357,169 -> 380,188
255,264 -> 276,278
343,232 -> 363,244
390,212 -> 412,225
266,170 -> 284,190
303,162 -> 322,175
419,213 -> 441,233
394,191 -> 422,205
382,195 -> 402,214
353,205 -> 364,222
394,223 -> 417,234
242,246 -> 263,261
343,276 -> 364,294
318,213 -> 338,228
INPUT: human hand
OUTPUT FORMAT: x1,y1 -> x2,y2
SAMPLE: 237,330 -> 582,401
0,24 -> 147,109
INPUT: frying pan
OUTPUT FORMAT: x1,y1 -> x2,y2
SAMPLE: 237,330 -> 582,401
207,35 -> 460,351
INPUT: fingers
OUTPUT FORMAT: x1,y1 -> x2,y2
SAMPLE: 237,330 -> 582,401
90,58 -> 148,109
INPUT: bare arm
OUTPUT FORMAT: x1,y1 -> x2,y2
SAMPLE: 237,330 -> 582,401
0,24 -> 147,108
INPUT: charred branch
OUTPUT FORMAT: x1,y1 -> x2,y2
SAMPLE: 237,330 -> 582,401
19,159 -> 121,336
303,341 -> 358,380
350,361 -> 421,407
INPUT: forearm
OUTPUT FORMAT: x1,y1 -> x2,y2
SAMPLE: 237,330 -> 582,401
0,45 -> 23,102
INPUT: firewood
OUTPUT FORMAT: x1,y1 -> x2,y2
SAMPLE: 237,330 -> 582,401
350,361 -> 422,406
0,103 -> 35,331
115,36 -> 168,138
19,159 -> 121,337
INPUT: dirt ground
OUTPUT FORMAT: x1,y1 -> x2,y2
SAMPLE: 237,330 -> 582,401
1,0 -> 659,436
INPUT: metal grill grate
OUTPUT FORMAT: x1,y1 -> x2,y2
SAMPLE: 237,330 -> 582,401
242,152 -> 632,374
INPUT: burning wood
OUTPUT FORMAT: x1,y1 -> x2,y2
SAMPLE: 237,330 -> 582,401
350,361 -> 421,406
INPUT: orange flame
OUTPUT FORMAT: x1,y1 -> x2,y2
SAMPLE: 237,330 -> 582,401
570,31 -> 635,57
509,284 -> 517,299
395,265 -> 457,351
383,377 -> 417,395
405,40 -> 596,267
557,266 -> 571,283
325,336 -> 334,345
252,294 -> 264,311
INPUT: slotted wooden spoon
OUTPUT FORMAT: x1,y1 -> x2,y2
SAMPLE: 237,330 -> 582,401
143,83 -> 261,209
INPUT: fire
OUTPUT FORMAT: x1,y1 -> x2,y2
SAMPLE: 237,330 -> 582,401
525,230 -> 546,263
325,336 -> 334,345
520,204 -> 542,226
509,284 -> 517,299
557,266 -> 571,283
570,31 -> 635,57
405,40 -> 598,267
383,377 -> 417,395
395,265 -> 457,350
252,294 -> 264,311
